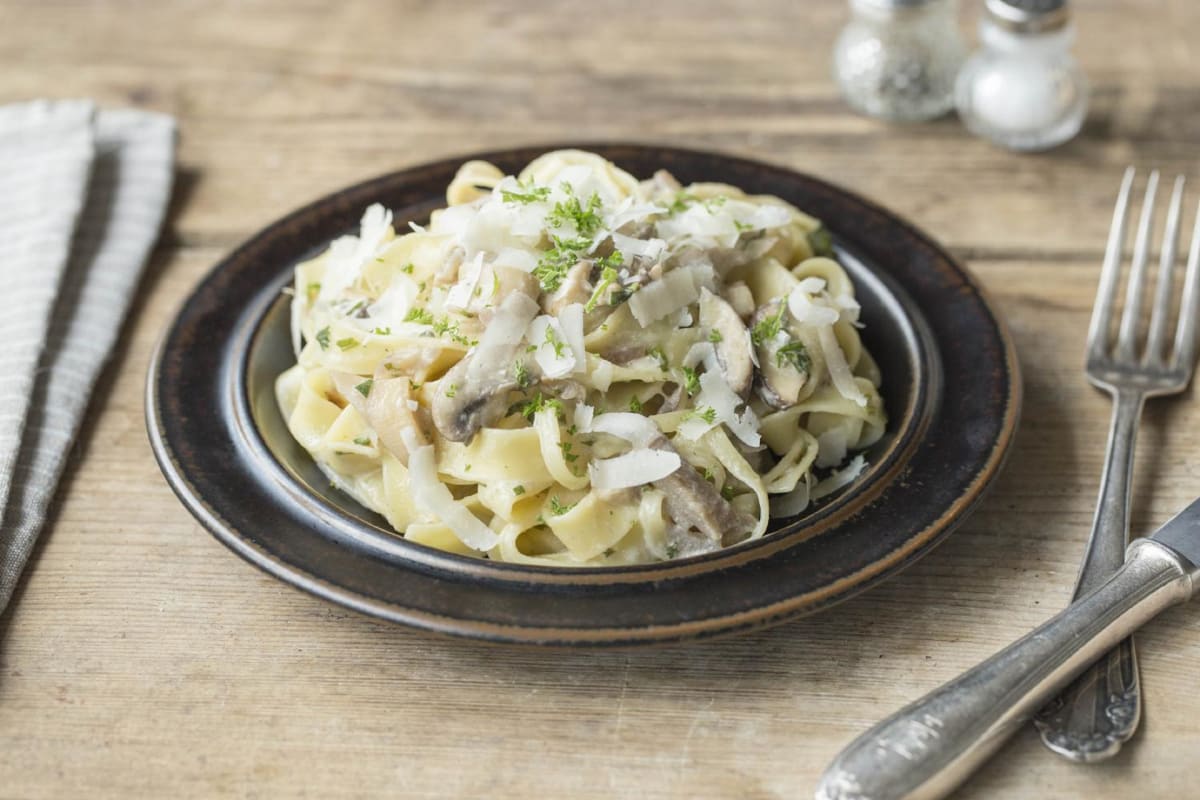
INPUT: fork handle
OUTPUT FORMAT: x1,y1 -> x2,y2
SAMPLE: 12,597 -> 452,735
814,539 -> 1196,800
1034,387 -> 1145,760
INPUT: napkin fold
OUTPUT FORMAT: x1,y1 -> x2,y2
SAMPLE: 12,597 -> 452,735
0,100 -> 175,614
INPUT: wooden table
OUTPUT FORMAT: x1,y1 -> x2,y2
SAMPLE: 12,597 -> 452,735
2,2 -> 1198,797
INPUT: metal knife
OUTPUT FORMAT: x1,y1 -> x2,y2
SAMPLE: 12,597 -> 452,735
815,496 -> 1200,800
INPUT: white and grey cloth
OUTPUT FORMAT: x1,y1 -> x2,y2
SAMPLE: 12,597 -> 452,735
0,100 -> 175,613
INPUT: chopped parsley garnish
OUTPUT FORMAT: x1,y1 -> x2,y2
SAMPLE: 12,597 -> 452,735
808,225 -> 834,257
584,265 -> 620,312
543,326 -> 567,358
549,496 -> 576,516
681,365 -> 701,396
401,262 -> 415,274
547,192 -> 604,237
432,317 -> 474,346
702,466 -> 716,482
336,337 -> 360,351
559,440 -> 579,463
305,282 -> 321,301
628,395 -> 643,413
648,346 -> 669,372
533,235 -> 590,293
594,250 -> 624,271
691,406 -> 717,424
354,379 -> 374,398
500,182 -> 551,205
315,326 -> 331,350
373,326 -> 392,335
514,360 -> 533,389
353,435 -> 372,447
516,392 -> 564,422
408,379 -> 423,391
404,307 -> 434,325
733,219 -> 754,232
668,191 -> 695,214
776,339 -> 811,372
665,543 -> 680,559
750,303 -> 787,347
721,484 -> 735,501
444,383 -> 457,398
707,328 -> 723,344
512,485 -> 526,496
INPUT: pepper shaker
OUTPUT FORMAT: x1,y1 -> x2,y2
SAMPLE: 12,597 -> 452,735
833,0 -> 966,122
955,0 -> 1088,151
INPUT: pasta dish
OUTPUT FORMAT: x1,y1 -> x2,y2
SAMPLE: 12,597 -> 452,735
275,150 -> 886,565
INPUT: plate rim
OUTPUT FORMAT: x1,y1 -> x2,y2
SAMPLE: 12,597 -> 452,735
147,142 -> 1021,646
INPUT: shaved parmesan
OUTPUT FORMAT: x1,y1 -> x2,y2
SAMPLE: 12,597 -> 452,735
628,263 -> 716,327
559,303 -> 587,373
573,402 -> 595,433
408,444 -> 499,551
494,247 -> 538,272
812,455 -> 867,501
611,232 -> 666,262
796,277 -> 826,294
678,369 -> 761,446
788,286 -> 841,326
590,449 -> 681,491
589,412 -> 660,447
528,315 -> 576,378
817,324 -> 868,407
319,204 -> 393,300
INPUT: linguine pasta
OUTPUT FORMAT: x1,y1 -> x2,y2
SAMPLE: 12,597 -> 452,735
275,150 -> 886,565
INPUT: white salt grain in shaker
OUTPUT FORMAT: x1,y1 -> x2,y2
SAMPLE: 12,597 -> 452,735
955,0 -> 1088,151
834,0 -> 966,122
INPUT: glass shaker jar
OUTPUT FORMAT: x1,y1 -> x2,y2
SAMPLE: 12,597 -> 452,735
833,0 -> 966,122
955,0 -> 1088,151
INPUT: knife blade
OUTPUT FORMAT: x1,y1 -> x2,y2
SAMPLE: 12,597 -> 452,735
816,497 -> 1200,800
1146,495 -> 1200,569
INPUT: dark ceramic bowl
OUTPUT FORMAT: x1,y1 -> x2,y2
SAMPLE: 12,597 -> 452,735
147,144 -> 1020,646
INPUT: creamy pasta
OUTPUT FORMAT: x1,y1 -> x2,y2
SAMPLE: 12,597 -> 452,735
275,150 -> 886,565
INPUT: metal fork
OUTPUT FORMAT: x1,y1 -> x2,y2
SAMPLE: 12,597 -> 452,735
1033,167 -> 1200,761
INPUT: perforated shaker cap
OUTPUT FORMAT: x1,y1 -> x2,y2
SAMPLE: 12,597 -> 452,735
985,0 -> 1070,34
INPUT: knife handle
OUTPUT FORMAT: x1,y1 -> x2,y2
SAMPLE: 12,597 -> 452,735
815,539 -> 1197,800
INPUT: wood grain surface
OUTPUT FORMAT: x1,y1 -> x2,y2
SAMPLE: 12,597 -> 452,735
2,1 -> 1199,798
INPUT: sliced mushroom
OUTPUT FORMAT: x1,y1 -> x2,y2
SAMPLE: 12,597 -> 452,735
750,301 -> 808,410
430,292 -> 540,442
648,434 -> 757,554
331,373 -> 428,465
698,288 -> 753,398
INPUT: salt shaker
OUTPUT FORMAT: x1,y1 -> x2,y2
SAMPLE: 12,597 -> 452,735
955,0 -> 1088,151
833,0 -> 966,122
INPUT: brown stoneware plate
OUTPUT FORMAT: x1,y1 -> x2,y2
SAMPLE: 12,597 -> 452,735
147,144 -> 1021,647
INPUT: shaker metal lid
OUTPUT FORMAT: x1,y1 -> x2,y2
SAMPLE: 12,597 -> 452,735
985,0 -> 1070,33
852,0 -> 940,12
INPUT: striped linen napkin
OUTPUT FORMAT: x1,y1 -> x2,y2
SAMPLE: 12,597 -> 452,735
0,100 -> 175,614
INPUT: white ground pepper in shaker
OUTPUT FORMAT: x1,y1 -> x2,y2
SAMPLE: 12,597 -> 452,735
955,0 -> 1088,150
833,0 -> 966,122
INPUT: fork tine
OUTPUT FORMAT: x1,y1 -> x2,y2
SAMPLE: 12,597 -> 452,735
1088,167 -> 1136,361
1116,170 -> 1159,360
1145,175 -> 1186,364
1173,194 -> 1200,372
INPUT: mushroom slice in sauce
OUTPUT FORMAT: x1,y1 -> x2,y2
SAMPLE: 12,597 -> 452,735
698,287 -> 753,398
331,372 -> 428,465
648,434 -> 757,554
430,291 -> 540,442
750,301 -> 808,410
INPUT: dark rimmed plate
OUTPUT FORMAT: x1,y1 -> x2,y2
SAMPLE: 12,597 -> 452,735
147,144 -> 1020,646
